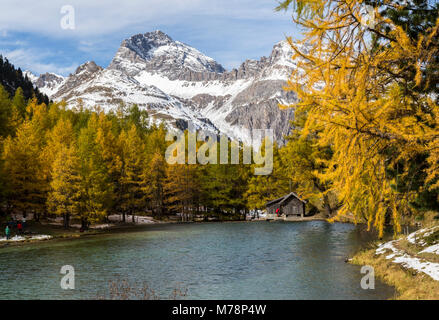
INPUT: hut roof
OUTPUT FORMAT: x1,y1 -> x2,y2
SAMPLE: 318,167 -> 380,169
265,192 -> 307,207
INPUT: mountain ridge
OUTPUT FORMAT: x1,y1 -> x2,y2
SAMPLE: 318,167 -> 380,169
27,31 -> 299,145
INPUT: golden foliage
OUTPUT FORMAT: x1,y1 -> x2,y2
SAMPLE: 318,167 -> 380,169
281,0 -> 439,236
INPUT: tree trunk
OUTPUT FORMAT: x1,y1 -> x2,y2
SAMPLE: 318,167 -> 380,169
323,194 -> 332,218
64,213 -> 70,229
81,218 -> 88,230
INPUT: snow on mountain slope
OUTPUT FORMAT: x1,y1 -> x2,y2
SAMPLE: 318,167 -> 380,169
24,70 -> 38,83
108,30 -> 225,78
52,62 -> 219,133
30,31 -> 300,145
25,71 -> 66,97
129,37 -> 298,144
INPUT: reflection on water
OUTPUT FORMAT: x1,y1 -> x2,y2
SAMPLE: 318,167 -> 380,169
0,221 -> 395,299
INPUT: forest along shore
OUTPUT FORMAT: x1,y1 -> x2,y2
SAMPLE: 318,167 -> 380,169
0,211 -> 338,248
0,214 -> 164,247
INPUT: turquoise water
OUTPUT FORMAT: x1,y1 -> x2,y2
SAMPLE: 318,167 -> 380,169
0,221 -> 395,299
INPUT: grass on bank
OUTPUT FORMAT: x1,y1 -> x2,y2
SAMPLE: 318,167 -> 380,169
352,211 -> 439,300
352,247 -> 439,300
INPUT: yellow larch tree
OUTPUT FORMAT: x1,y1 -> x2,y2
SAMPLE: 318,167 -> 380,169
47,145 -> 82,229
143,152 -> 167,218
278,0 -> 439,236
164,164 -> 199,221
245,139 -> 290,210
118,124 -> 146,222
2,119 -> 46,219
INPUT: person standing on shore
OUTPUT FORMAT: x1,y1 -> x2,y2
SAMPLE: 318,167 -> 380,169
5,225 -> 10,240
17,222 -> 22,235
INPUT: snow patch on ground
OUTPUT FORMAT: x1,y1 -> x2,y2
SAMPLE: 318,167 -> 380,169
420,244 -> 439,255
376,227 -> 439,281
107,214 -> 156,224
89,223 -> 114,229
0,235 -> 52,242
407,226 -> 439,246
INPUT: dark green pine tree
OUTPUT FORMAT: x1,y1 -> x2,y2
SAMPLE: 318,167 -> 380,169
0,55 -> 50,105
0,85 -> 12,137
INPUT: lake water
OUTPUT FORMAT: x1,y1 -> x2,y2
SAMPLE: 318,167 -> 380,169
0,221 -> 395,299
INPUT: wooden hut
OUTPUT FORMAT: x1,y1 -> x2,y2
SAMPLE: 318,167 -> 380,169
265,192 -> 307,218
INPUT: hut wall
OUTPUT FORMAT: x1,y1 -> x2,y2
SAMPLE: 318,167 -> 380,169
266,194 -> 306,217
267,204 -> 280,215
283,198 -> 304,217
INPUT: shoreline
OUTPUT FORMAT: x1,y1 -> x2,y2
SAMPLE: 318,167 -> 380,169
0,215 -> 335,249
0,220 -> 178,249
2,216 -> 409,298
351,246 -> 439,300
350,225 -> 439,300
0,218 -> 393,300
2,210 -> 437,300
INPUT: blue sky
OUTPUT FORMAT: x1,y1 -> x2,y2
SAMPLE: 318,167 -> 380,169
0,1 -> 300,76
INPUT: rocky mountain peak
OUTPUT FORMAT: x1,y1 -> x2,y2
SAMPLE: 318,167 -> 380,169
35,72 -> 64,85
74,61 -> 102,76
122,31 -> 175,60
34,73 -> 65,95
31,31 -> 299,145
24,71 -> 65,96
51,61 -> 103,100
108,30 -> 225,78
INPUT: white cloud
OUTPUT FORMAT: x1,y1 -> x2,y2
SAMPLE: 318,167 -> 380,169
3,48 -> 77,75
0,0 -> 201,37
0,1 -> 297,74
0,0 -> 289,38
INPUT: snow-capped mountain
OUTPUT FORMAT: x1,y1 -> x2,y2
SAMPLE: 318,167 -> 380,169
109,31 -> 225,78
24,70 -> 65,97
29,30 -> 299,144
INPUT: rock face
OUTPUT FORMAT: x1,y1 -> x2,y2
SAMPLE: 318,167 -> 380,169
24,71 -> 65,97
108,31 -> 225,79
30,30 -> 300,145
